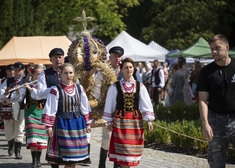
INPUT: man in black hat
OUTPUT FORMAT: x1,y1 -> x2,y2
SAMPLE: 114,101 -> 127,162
37,48 -> 64,100
1,64 -> 15,84
98,46 -> 142,168
0,64 -> 15,138
108,46 -> 142,82
37,48 -> 65,168
0,62 -> 27,159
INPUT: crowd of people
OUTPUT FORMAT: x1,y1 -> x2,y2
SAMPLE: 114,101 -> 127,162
136,55 -> 206,107
135,34 -> 235,168
0,33 -> 234,168
0,45 -> 154,168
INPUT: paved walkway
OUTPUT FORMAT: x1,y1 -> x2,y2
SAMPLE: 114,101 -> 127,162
0,127 -> 234,168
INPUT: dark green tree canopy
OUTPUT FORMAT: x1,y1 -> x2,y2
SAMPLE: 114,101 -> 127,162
124,0 -> 235,50
1,0 -> 235,51
0,0 -> 139,49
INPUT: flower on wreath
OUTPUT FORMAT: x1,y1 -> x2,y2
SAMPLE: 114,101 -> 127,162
83,37 -> 91,71
92,36 -> 107,60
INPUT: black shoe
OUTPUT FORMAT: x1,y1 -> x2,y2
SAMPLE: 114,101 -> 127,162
51,164 -> 59,168
8,138 -> 15,156
82,157 -> 91,164
14,142 -> 23,159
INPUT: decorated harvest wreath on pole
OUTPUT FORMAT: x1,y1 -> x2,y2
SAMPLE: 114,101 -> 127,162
68,10 -> 117,127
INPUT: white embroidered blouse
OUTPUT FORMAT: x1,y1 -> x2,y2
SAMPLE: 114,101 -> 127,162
103,78 -> 155,124
42,84 -> 92,129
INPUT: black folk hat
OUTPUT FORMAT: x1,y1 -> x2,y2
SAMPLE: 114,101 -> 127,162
49,48 -> 64,58
5,64 -> 14,70
109,46 -> 124,56
14,62 -> 25,69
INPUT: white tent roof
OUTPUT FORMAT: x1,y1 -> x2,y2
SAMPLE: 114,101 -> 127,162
106,31 -> 165,62
173,57 -> 195,64
148,41 -> 169,55
0,36 -> 71,66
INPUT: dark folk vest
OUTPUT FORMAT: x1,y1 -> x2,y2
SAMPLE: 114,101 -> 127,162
56,84 -> 82,119
25,88 -> 44,110
114,81 -> 141,118
151,68 -> 161,86
45,67 -> 60,88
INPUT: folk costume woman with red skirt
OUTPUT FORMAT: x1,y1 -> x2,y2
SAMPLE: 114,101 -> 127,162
42,63 -> 92,168
103,58 -> 155,168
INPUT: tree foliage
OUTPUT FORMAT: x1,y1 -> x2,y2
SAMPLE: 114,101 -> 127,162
125,0 -> 235,50
0,0 -> 139,49
1,0 -> 234,51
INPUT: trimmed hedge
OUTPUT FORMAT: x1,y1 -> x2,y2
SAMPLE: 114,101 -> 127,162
144,101 -> 235,159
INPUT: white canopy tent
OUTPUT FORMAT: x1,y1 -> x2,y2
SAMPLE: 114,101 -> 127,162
148,41 -> 169,55
106,31 -> 165,62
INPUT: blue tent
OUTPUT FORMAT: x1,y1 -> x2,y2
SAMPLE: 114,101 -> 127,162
166,49 -> 180,65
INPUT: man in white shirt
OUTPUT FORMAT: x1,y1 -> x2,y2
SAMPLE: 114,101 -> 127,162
37,48 -> 65,168
0,62 -> 27,159
150,59 -> 165,107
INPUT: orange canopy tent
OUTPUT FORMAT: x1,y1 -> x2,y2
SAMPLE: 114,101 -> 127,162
0,36 -> 71,66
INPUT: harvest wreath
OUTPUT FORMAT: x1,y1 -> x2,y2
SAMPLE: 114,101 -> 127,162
68,13 -> 117,127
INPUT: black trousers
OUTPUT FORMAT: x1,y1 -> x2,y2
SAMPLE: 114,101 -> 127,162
153,87 -> 162,106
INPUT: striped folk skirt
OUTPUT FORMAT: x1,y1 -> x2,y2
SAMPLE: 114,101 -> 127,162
25,104 -> 47,149
109,111 -> 144,166
46,114 -> 88,165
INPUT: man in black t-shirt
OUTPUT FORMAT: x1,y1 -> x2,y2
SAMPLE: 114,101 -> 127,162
197,34 -> 235,168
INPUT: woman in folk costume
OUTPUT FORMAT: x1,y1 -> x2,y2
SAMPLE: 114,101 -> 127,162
42,63 -> 92,168
103,58 -> 155,168
11,64 -> 47,168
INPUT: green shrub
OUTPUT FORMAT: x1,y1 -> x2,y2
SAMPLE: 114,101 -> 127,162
168,120 -> 182,147
154,101 -> 200,121
144,120 -> 170,144
144,122 -> 156,143
148,103 -> 234,159
145,120 -> 207,152
168,101 -> 186,121
184,103 -> 200,120
179,120 -> 201,149
154,104 -> 169,121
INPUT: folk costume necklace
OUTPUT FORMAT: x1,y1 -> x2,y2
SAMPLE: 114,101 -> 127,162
122,82 -> 135,93
60,82 -> 75,94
